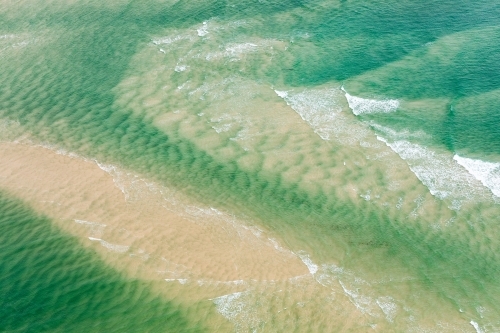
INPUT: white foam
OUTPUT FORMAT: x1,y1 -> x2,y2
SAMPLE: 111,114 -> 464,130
12,40 -> 30,48
376,296 -> 397,323
100,240 -> 129,253
476,306 -> 486,319
275,88 -> 369,143
95,162 -> 127,197
224,43 -> 257,57
454,155 -> 500,198
360,190 -> 371,201
174,65 -> 187,72
212,291 -> 262,332
274,90 -> 288,99
197,22 -> 209,37
314,263 -> 345,289
342,87 -> 399,115
470,320 -> 484,333
152,34 -> 191,46
212,291 -> 246,313
339,280 -> 378,316
370,122 -> 430,140
74,219 -> 106,227
164,278 -> 188,285
95,161 -> 169,203
310,262 -> 405,322
376,134 -> 492,207
196,279 -> 246,287
296,251 -> 318,275
177,81 -> 189,90
88,237 -> 129,253
211,123 -> 232,133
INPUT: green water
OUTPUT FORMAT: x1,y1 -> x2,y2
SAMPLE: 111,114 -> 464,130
0,191 -> 203,333
2,0 -> 500,331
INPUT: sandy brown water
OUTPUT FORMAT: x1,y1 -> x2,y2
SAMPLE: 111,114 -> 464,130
0,141 -> 388,332
0,141 -> 482,332
0,142 -> 309,285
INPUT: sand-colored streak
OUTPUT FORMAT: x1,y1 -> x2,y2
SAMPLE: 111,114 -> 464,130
0,142 -> 308,286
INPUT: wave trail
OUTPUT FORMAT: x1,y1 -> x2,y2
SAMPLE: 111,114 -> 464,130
341,87 -> 399,115
454,155 -> 500,198
374,128 -> 496,208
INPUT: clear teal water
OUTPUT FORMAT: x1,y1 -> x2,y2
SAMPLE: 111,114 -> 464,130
2,0 -> 500,331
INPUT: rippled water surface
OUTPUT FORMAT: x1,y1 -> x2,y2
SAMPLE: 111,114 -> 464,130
1,0 -> 500,332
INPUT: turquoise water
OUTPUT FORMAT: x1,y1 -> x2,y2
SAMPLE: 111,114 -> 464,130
1,0 -> 500,331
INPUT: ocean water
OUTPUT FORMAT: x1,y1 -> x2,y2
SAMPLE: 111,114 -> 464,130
0,191 -> 204,333
1,0 -> 500,332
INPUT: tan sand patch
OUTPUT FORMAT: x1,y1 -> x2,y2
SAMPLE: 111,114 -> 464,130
0,142 -> 308,286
